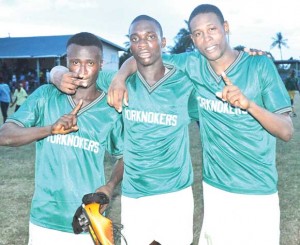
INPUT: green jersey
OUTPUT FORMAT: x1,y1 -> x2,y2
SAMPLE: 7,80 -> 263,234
7,85 -> 123,232
99,65 -> 197,198
164,51 -> 291,195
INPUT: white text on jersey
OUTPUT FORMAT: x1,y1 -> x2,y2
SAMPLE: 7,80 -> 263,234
124,109 -> 177,126
197,96 -> 248,115
47,134 -> 100,153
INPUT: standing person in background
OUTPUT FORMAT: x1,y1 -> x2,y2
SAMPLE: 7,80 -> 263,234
0,77 -> 12,123
10,82 -> 28,112
107,4 -> 294,245
0,32 -> 124,245
285,69 -> 299,117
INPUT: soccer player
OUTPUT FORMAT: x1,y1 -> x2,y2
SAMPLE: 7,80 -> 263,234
0,32 -> 124,245
107,4 -> 294,245
51,15 -> 198,245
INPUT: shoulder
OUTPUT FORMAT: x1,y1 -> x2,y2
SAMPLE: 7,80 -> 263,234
29,84 -> 63,100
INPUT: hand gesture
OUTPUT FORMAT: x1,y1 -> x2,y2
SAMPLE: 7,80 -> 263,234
60,72 -> 89,94
216,72 -> 251,110
51,66 -> 88,94
107,76 -> 128,113
51,99 -> 83,135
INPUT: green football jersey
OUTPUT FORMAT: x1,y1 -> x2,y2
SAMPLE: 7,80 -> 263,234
164,51 -> 291,195
7,85 -> 123,232
99,65 -> 197,198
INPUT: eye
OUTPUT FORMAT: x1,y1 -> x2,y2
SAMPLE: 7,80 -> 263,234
209,27 -> 217,32
147,34 -> 157,40
72,60 -> 79,65
193,31 -> 202,38
88,61 -> 95,66
130,36 -> 139,43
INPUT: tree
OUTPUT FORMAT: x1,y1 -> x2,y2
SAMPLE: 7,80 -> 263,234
169,21 -> 194,54
270,32 -> 289,60
119,35 -> 132,68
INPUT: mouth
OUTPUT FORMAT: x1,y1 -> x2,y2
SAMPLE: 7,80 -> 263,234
138,51 -> 151,58
205,45 -> 217,53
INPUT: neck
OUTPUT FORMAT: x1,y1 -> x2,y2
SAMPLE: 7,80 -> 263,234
209,48 -> 239,75
137,61 -> 166,86
72,84 -> 101,107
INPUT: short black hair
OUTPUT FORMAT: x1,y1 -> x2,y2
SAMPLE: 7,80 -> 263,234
188,4 -> 225,32
129,15 -> 163,37
67,32 -> 103,53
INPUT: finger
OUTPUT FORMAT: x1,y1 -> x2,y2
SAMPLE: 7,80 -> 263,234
99,203 -> 109,214
215,91 -> 225,101
107,89 -> 113,106
73,78 -> 88,87
123,90 -> 129,107
60,126 -> 79,135
70,99 -> 83,115
113,90 -> 122,112
221,72 -> 233,86
66,72 -> 87,87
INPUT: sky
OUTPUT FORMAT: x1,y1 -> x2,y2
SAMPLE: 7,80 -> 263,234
0,0 -> 299,60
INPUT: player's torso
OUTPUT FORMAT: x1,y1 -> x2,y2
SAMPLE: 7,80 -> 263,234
122,65 -> 194,198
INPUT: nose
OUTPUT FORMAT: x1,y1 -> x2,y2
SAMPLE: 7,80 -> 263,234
137,38 -> 147,48
203,32 -> 212,42
78,64 -> 88,77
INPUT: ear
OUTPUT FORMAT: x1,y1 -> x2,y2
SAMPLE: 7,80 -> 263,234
100,60 -> 103,70
224,21 -> 229,34
161,37 -> 167,48
190,34 -> 196,46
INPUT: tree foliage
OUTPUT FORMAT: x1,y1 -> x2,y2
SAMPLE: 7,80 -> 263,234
119,35 -> 132,68
270,32 -> 289,60
169,21 -> 194,54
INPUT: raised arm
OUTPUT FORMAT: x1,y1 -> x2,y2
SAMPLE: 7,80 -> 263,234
0,100 -> 83,146
107,57 -> 137,112
218,73 -> 294,142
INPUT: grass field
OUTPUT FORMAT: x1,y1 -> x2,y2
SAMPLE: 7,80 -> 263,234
0,94 -> 299,245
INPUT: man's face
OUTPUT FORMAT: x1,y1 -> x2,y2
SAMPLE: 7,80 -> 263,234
129,20 -> 166,67
67,44 -> 102,86
190,13 -> 228,62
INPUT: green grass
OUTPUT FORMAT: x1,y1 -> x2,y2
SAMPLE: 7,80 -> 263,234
0,94 -> 300,245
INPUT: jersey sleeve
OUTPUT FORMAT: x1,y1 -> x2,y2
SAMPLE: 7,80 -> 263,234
7,85 -> 49,127
97,70 -> 117,93
162,52 -> 191,72
105,115 -> 124,159
258,56 -> 291,113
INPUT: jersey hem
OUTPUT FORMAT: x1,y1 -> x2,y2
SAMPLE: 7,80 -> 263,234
30,217 -> 73,233
203,179 -> 278,195
122,185 -> 193,199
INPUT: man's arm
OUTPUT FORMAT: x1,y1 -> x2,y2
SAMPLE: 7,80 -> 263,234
218,73 -> 294,142
95,158 -> 124,213
0,100 -> 83,146
107,57 -> 137,112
